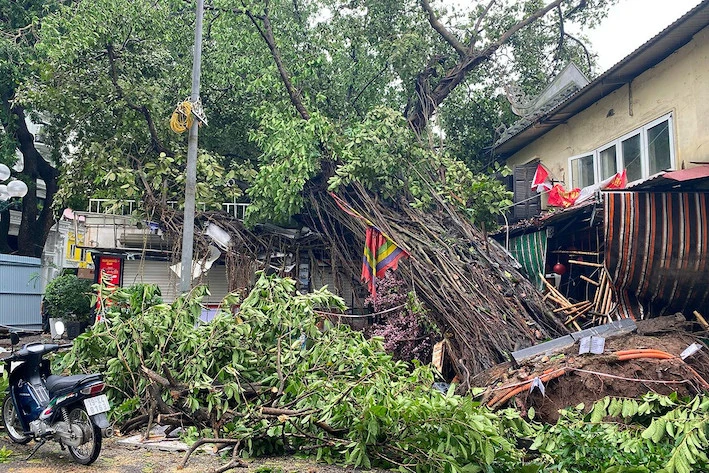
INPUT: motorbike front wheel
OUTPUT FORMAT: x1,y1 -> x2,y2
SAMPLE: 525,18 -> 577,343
66,407 -> 102,465
2,396 -> 31,444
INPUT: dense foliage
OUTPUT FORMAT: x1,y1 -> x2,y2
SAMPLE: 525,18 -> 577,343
531,393 -> 709,473
62,275 -> 531,471
0,0 -> 620,255
59,275 -> 709,472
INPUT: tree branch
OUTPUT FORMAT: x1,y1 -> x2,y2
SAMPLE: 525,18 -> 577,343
106,43 -> 171,155
409,0 -> 567,134
350,62 -> 390,110
564,32 -> 592,72
420,0 -> 467,58
555,4 -> 565,64
244,2 -> 310,121
469,0 -> 496,50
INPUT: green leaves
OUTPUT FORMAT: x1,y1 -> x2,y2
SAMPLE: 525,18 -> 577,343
530,393 -> 709,473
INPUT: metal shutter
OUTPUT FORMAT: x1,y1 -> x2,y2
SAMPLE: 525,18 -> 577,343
123,260 -> 229,305
201,264 -> 229,304
122,260 -> 179,303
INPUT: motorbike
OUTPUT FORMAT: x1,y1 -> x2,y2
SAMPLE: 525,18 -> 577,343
2,329 -> 112,465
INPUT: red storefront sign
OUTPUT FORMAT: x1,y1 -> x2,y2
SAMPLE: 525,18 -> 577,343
96,256 -> 123,318
98,256 -> 122,287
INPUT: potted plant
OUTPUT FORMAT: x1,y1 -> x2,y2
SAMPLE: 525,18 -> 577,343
43,274 -> 94,339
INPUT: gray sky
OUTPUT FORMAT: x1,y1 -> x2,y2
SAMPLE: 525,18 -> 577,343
578,0 -> 701,72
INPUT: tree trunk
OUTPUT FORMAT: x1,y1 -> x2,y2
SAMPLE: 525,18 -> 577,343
0,210 -> 11,254
0,98 -> 59,257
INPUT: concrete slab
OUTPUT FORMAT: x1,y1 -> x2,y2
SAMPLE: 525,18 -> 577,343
512,335 -> 575,363
512,318 -> 637,363
569,318 -> 637,341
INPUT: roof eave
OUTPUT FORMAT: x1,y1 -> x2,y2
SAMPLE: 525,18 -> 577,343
495,0 -> 709,158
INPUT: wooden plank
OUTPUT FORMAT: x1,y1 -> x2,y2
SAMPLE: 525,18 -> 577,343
564,303 -> 593,324
603,286 -> 614,315
431,340 -> 445,372
569,259 -> 604,268
593,272 -> 606,310
693,311 -> 709,331
580,275 -> 599,286
547,294 -> 569,307
600,276 -> 614,315
539,273 -> 572,308
553,300 -> 590,313
563,301 -> 592,315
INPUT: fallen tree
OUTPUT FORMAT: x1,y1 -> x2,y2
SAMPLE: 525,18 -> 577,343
306,182 -> 568,380
62,277 -> 709,473
64,276 -> 530,471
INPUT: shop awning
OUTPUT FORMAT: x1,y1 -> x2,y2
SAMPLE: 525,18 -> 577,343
509,230 -> 547,291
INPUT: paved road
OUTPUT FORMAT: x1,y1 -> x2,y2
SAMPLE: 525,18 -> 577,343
0,434 -> 376,473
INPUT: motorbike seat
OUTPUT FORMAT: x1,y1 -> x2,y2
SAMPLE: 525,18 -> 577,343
45,374 -> 102,396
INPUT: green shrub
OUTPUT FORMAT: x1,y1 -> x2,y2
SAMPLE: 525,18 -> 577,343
44,274 -> 93,322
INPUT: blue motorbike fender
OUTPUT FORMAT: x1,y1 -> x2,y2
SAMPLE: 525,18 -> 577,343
90,412 -> 110,429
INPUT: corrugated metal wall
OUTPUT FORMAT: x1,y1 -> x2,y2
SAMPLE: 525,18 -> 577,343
0,254 -> 42,328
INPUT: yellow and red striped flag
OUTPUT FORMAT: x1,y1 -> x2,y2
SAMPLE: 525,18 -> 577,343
362,226 -> 409,296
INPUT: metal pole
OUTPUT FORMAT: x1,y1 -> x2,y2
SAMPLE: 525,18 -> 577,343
180,0 -> 204,293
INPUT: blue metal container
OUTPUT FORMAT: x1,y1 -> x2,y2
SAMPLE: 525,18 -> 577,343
0,254 -> 42,329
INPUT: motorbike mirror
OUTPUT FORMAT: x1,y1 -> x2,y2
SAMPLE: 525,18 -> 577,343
9,332 -> 19,346
53,320 -> 65,338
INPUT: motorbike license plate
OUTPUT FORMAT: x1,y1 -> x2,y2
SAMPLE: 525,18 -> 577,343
84,394 -> 110,416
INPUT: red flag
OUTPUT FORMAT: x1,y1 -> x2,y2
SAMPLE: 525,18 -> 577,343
531,164 -> 552,192
605,169 -> 627,189
547,184 -> 581,208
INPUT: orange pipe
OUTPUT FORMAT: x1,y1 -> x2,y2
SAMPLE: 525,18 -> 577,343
488,369 -> 566,409
615,349 -> 674,357
617,353 -> 674,361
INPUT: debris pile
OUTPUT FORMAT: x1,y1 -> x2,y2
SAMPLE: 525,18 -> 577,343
63,276 -> 526,472
541,266 -> 619,330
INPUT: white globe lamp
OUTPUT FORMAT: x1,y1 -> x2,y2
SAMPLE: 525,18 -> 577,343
7,180 -> 28,198
0,164 -> 10,182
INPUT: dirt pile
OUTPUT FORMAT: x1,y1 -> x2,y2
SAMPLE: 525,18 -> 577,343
476,322 -> 709,423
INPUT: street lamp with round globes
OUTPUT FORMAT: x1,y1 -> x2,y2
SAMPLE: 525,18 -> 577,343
7,180 -> 28,198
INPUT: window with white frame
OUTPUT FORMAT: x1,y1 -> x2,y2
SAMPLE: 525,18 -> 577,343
568,113 -> 675,188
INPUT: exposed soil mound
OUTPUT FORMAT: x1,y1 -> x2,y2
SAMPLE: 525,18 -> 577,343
476,328 -> 709,423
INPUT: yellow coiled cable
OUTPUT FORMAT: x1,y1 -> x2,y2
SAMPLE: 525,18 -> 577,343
170,101 -> 193,134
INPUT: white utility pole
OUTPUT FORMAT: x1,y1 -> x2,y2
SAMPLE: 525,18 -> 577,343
180,0 -> 204,293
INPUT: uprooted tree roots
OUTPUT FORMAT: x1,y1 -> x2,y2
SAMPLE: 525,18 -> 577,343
305,184 -> 567,381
